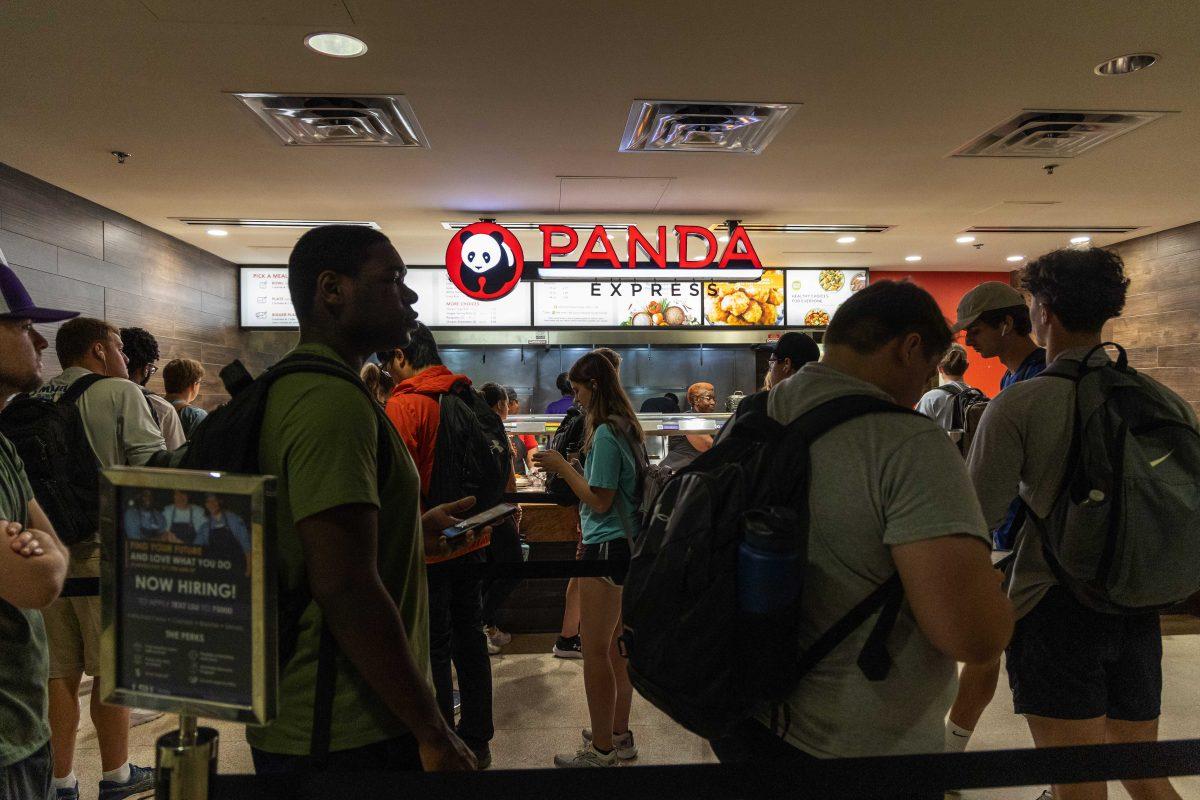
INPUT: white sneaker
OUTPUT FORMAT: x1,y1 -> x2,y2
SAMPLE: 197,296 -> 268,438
581,728 -> 637,760
554,743 -> 618,768
484,625 -> 511,648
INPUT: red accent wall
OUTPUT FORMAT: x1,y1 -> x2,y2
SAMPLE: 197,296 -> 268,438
874,270 -> 1012,398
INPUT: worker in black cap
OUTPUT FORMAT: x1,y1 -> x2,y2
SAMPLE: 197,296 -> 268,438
716,332 -> 821,442
753,331 -> 822,390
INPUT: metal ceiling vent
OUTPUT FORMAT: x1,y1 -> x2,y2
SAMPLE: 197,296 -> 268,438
233,93 -> 430,147
619,100 -> 796,155
952,110 -> 1167,159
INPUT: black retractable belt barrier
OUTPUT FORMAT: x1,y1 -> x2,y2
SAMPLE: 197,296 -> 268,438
209,739 -> 1200,800
59,557 -> 618,598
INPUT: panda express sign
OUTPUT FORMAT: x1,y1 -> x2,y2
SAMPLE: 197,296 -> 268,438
446,222 -> 763,301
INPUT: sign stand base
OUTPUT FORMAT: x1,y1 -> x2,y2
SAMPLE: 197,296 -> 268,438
155,715 -> 218,799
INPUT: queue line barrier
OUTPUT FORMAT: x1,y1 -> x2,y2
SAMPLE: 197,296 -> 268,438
205,738 -> 1200,799
60,559 -> 624,597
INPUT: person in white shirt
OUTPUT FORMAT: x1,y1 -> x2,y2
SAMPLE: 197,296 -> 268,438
915,345 -> 972,431
119,327 -> 185,450
35,318 -> 165,800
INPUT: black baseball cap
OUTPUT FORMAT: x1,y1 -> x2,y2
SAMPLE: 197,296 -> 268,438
753,332 -> 820,366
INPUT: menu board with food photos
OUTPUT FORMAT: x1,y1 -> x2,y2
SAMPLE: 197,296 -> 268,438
703,270 -> 785,327
785,269 -> 868,327
534,280 -> 703,328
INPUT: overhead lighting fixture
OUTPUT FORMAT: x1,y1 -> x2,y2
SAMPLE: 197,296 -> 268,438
1007,255 -> 1025,262
176,218 -> 381,230
905,255 -> 922,262
964,225 -> 1139,234
1094,53 -> 1158,76
955,235 -> 976,244
1070,235 -> 1092,244
304,32 -> 368,58
836,236 -> 857,244
206,229 -> 228,237
732,223 -> 893,234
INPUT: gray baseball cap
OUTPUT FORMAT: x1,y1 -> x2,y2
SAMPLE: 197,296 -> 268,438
951,281 -> 1026,333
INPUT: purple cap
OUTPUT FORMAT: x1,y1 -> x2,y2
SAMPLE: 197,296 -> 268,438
0,247 -> 80,323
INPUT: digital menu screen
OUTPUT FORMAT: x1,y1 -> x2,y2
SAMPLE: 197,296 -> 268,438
785,269 -> 867,327
703,270 -> 785,327
534,280 -> 703,327
239,267 -> 531,329
239,268 -> 296,328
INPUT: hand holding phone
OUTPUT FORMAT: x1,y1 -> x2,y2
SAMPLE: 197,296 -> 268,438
442,503 -> 517,540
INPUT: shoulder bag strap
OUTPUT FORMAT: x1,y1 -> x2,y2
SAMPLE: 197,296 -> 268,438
59,373 -> 111,405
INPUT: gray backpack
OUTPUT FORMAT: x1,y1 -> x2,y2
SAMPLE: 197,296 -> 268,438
1036,343 -> 1200,614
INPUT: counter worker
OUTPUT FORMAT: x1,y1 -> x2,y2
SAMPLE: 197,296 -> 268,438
659,382 -> 715,472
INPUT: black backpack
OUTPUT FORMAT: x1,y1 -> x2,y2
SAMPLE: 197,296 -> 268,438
620,395 -> 918,740
546,407 -> 586,506
1033,343 -> 1200,613
179,352 -> 394,760
0,374 -> 112,545
424,381 -> 509,512
934,383 -> 989,431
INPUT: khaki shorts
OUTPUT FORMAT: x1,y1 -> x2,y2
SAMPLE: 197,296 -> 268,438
41,550 -> 102,680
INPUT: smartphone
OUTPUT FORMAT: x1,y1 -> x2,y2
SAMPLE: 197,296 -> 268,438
442,503 -> 518,540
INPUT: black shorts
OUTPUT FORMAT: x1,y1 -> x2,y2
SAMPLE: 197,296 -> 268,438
580,538 -> 631,587
1007,587 -> 1162,721
1,742 -> 52,800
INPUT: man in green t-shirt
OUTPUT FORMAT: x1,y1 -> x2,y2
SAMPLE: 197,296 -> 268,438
0,252 -> 74,800
247,225 -> 476,774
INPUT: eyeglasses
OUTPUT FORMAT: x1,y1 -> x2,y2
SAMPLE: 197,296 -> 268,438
767,357 -> 778,365
146,364 -> 158,376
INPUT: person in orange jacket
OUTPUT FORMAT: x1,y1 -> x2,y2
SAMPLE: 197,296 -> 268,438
380,323 -> 496,769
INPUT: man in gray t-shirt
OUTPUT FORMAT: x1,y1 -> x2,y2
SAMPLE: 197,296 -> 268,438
708,281 -> 1012,776
968,248 -> 1191,800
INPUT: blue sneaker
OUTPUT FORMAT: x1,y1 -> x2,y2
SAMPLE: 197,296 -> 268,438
54,782 -> 78,800
98,763 -> 155,800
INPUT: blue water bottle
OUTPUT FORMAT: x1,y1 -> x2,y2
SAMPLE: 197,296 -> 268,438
737,508 -> 804,615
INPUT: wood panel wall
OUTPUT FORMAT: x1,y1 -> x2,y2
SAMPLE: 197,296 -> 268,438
1110,222 -> 1200,416
0,163 -> 295,408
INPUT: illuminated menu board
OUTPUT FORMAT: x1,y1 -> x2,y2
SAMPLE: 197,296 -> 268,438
785,269 -> 867,327
703,270 -> 785,327
239,268 -> 531,329
534,280 -> 703,328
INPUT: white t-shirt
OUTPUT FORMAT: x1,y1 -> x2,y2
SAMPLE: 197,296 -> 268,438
765,363 -> 990,758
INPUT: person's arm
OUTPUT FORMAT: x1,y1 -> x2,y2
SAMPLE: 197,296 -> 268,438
158,403 -> 186,450
892,536 -> 1012,663
684,433 -> 713,453
297,504 -> 473,771
0,502 -> 68,609
533,426 -> 621,514
881,427 -> 1013,664
965,400 -> 1026,529
114,382 -> 167,465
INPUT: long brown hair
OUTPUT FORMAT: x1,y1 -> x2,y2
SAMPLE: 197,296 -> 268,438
568,351 -> 643,453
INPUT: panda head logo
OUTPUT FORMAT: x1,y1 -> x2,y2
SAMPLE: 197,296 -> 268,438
445,222 -> 524,301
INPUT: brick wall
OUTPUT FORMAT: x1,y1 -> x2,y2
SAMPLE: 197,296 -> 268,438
1110,222 -> 1200,416
0,163 -> 295,408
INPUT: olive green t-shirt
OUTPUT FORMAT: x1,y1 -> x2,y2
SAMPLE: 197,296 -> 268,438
247,344 -> 430,755
0,433 -> 49,767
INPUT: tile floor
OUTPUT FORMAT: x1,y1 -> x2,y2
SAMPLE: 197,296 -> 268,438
69,634 -> 1200,800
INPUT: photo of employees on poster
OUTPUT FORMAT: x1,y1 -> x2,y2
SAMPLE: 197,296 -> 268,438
114,483 -> 258,710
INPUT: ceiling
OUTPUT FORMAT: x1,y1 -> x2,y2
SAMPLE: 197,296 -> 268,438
1,0 -> 1198,271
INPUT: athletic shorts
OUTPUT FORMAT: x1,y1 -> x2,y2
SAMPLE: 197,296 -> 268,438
579,538 -> 631,587
42,552 -> 102,679
1007,587 -> 1162,721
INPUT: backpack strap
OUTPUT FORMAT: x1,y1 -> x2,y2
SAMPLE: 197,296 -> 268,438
934,384 -> 964,396
59,373 -> 111,405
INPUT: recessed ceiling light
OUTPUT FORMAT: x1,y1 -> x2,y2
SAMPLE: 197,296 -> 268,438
1070,235 -> 1091,244
955,235 -> 976,244
905,255 -> 922,262
304,32 -> 368,58
836,236 -> 857,244
206,229 -> 228,237
1094,53 -> 1158,76
1007,255 -> 1025,262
